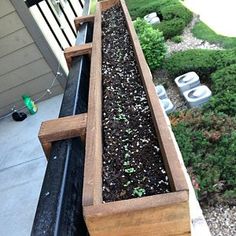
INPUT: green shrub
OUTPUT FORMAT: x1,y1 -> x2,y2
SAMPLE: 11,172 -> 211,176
134,18 -> 166,70
126,0 -> 192,38
172,110 -> 236,204
164,49 -> 218,80
161,4 -> 192,25
203,64 -> 236,116
164,48 -> 236,80
171,35 -> 183,43
156,18 -> 185,39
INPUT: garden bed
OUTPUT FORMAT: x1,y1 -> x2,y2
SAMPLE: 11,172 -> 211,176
83,0 -> 190,235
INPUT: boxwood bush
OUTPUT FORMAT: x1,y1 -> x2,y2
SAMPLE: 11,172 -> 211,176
134,18 -> 166,70
156,18 -> 186,39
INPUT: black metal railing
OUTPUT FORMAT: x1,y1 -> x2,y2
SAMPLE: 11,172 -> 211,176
31,0 -> 92,235
25,0 -> 84,50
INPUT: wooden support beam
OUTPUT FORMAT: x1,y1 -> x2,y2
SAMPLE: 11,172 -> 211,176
39,113 -> 87,160
64,43 -> 92,68
74,15 -> 95,31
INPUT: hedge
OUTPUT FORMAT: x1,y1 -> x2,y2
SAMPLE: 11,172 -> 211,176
126,0 -> 193,38
203,64 -> 236,116
164,48 -> 236,80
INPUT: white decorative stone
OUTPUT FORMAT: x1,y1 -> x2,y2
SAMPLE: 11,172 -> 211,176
175,72 -> 200,95
183,85 -> 212,108
160,98 -> 175,114
155,85 -> 167,99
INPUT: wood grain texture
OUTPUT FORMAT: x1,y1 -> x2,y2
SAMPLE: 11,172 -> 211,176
64,43 -> 92,68
39,113 -> 87,143
74,15 -> 95,31
84,191 -> 190,236
38,113 -> 87,159
83,2 -> 103,207
83,1 -> 191,235
120,0 -> 188,192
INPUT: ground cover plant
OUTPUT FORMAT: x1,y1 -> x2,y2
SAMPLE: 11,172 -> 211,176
126,0 -> 192,39
192,21 -> 236,49
171,110 -> 236,205
102,5 -> 170,202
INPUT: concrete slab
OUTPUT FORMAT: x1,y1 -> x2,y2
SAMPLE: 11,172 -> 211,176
0,94 -> 63,236
183,0 -> 236,37
0,94 -> 63,169
0,157 -> 47,236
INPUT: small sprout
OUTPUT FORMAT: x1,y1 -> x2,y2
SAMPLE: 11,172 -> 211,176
124,144 -> 129,151
125,167 -> 135,173
114,114 -> 128,122
125,153 -> 130,158
123,161 -> 130,166
132,187 -> 146,197
118,108 -> 122,113
125,128 -> 132,134
123,181 -> 131,187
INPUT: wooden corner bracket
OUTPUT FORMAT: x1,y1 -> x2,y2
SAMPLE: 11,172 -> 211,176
74,15 -> 95,31
64,43 -> 92,68
38,113 -> 87,160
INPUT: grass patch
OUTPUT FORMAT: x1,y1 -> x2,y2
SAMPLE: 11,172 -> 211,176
192,21 -> 236,49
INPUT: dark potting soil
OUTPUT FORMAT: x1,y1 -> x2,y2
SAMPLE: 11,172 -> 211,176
102,5 -> 171,202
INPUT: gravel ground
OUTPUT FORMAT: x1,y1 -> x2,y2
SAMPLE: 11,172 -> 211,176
153,15 -> 235,235
203,204 -> 236,236
166,15 -> 223,54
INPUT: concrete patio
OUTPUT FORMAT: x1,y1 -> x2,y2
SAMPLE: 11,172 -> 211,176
0,94 -> 63,236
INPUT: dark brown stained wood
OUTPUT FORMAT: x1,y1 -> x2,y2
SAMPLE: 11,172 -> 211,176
74,15 -> 95,31
83,2 -> 103,207
64,43 -> 92,68
84,191 -> 190,236
38,113 -> 87,159
120,0 -> 188,192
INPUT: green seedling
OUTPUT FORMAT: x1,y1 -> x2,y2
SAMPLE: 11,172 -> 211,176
125,168 -> 135,174
123,181 -> 131,187
123,161 -> 130,166
132,187 -> 146,197
125,153 -> 130,159
125,128 -> 132,134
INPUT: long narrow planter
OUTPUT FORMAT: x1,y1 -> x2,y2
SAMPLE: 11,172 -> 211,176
83,0 -> 191,235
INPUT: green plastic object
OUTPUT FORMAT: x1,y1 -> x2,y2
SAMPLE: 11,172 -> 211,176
22,95 -> 38,114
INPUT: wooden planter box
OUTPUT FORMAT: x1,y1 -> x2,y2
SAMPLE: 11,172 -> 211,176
83,0 -> 191,235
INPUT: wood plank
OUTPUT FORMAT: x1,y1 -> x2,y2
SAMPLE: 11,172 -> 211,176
120,0 -> 188,192
74,15 -> 95,31
100,0 -> 120,11
64,43 -> 92,68
0,27 -> 33,58
83,2 -> 103,207
0,44 -> 42,77
0,0 -> 15,18
0,11 -> 24,39
39,113 -> 87,144
84,191 -> 190,236
0,58 -> 51,93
